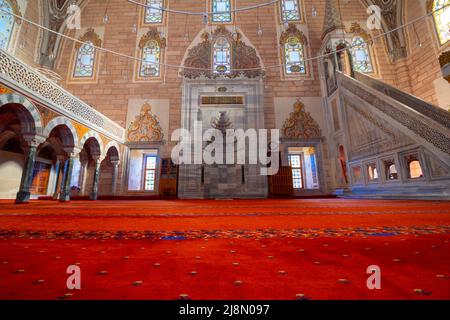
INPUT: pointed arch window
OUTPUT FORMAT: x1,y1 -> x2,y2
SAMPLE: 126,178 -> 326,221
351,36 -> 373,73
71,29 -> 102,81
140,40 -> 161,77
137,29 -> 166,80
284,37 -> 306,74
144,0 -> 164,24
0,0 -> 15,50
212,0 -> 232,23
280,0 -> 301,22
280,24 -> 308,77
73,41 -> 96,78
213,37 -> 231,74
432,0 -> 450,45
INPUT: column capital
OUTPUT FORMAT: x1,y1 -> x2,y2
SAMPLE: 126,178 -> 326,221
92,154 -> 102,163
64,146 -> 82,158
22,134 -> 46,148
111,159 -> 121,167
56,154 -> 67,162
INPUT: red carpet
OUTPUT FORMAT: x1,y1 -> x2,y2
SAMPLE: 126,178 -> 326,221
0,199 -> 449,300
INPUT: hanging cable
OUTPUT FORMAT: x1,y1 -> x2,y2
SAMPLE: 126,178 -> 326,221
0,3 -> 449,72
127,0 -> 281,16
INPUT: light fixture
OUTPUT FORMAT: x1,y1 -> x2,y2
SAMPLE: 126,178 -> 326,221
103,0 -> 110,24
256,5 -> 262,37
232,25 -> 238,40
412,23 -> 422,48
257,23 -> 263,37
132,1 -> 138,33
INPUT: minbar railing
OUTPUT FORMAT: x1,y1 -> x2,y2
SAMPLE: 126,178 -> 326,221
337,71 -> 450,163
0,49 -> 125,143
353,71 -> 450,130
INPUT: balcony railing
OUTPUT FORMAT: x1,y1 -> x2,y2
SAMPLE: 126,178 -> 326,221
0,49 -> 125,142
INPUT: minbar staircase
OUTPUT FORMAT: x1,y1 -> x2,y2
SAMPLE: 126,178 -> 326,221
335,71 -> 450,199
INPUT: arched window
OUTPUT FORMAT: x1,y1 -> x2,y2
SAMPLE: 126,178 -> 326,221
432,0 -> 450,45
72,29 -> 102,80
137,29 -> 165,80
140,40 -> 161,77
73,41 -> 96,78
280,0 -> 301,22
144,0 -> 164,24
0,0 -> 15,50
280,24 -> 308,76
351,36 -> 373,73
284,37 -> 306,74
212,0 -> 232,23
213,37 -> 231,74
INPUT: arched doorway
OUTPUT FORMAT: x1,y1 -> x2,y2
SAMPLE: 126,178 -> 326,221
338,145 -> 349,185
0,97 -> 43,202
99,145 -> 120,196
41,122 -> 76,201
79,134 -> 102,200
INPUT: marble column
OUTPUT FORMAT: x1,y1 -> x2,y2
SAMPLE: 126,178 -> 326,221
59,154 -> 75,202
52,155 -> 66,200
111,160 -> 120,196
78,161 -> 88,196
15,143 -> 38,204
89,157 -> 101,200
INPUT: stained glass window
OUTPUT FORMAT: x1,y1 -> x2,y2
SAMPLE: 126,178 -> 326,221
289,154 -> 303,189
73,41 -> 96,78
144,155 -> 157,191
433,0 -> 450,45
144,0 -> 164,24
281,0 -> 301,22
213,37 -> 231,74
284,37 -> 306,75
351,36 -> 373,73
140,40 -> 160,77
0,0 -> 14,50
212,0 -> 232,23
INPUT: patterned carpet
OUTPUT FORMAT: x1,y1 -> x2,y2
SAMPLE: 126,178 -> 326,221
0,199 -> 449,300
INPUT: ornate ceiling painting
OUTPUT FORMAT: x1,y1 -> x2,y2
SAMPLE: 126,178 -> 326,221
182,26 -> 263,79
127,103 -> 164,143
282,101 -> 322,139
363,0 -> 407,61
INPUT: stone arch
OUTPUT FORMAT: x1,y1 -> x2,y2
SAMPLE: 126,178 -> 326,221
104,140 -> 120,160
43,116 -> 79,147
0,93 -> 43,135
180,25 -> 265,78
79,130 -> 103,157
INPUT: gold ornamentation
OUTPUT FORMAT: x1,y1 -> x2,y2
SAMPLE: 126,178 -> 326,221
72,121 -> 90,142
439,51 -> 450,67
127,103 -> 163,142
439,51 -> 450,84
36,104 -> 58,127
0,85 -> 13,95
349,22 -> 372,43
182,26 -> 263,79
280,23 -> 308,46
282,101 -> 321,139
75,28 -> 102,49
139,28 -> 166,49
426,0 -> 434,13
4,0 -> 21,24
